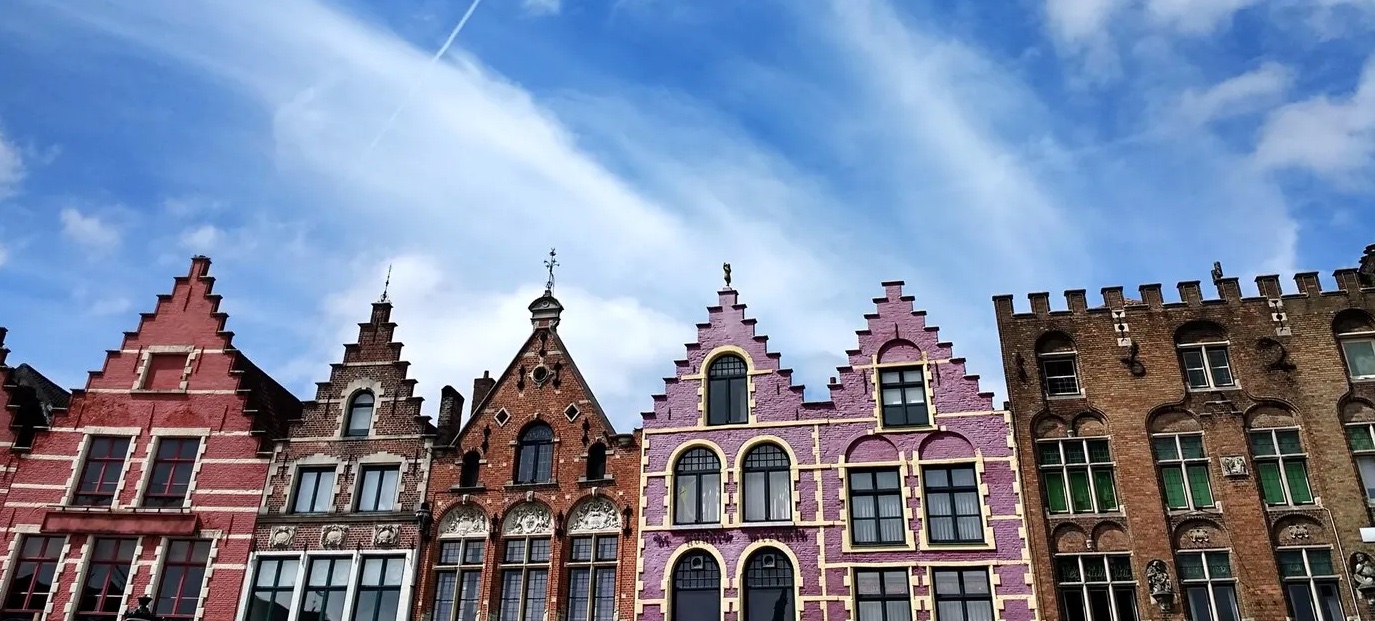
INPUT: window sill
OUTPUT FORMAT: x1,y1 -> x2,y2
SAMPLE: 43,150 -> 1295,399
667,523 -> 725,531
577,477 -> 614,487
1185,386 -> 1240,393
922,540 -> 992,551
877,424 -> 937,434
737,520 -> 796,529
505,481 -> 559,492
846,543 -> 913,553
1047,510 -> 1125,519
1166,507 -> 1222,516
449,484 -> 487,494
1045,393 -> 1086,401
1265,502 -> 1319,512
130,389 -> 188,395
1352,377 -> 1375,383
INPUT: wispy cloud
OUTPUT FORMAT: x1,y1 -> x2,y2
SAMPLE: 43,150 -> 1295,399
179,224 -> 223,253
1178,62 -> 1293,126
59,208 -> 120,252
521,0 -> 561,17
0,126 -> 23,202
1254,54 -> 1375,186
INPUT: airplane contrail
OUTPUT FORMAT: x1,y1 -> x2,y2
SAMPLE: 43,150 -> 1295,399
362,0 -> 486,155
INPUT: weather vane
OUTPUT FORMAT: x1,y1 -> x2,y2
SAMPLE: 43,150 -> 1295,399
379,264 -> 393,303
544,248 -> 559,293
723,262 -> 732,288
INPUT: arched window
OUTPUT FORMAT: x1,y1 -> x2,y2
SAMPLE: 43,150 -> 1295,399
674,448 -> 721,525
1175,321 -> 1235,390
586,443 -> 608,481
743,549 -> 795,621
1335,310 -> 1375,380
1036,331 -> 1081,397
742,444 -> 792,522
515,423 -> 554,484
707,355 -> 748,425
459,451 -> 481,488
672,552 -> 721,621
345,392 -> 374,437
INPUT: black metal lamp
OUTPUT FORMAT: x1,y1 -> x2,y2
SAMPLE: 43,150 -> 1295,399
415,501 -> 434,544
123,595 -> 159,621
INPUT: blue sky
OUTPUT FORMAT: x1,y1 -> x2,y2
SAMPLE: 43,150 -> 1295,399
0,0 -> 1372,431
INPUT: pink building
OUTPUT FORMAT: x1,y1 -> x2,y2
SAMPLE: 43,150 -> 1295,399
634,281 -> 1036,621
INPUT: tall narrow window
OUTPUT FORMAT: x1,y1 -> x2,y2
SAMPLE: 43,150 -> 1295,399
932,569 -> 994,621
585,443 -> 608,482
853,569 -> 912,621
352,557 -> 405,621
1346,421 -> 1375,503
923,465 -> 984,544
144,438 -> 200,508
742,444 -> 792,522
879,367 -> 929,427
498,538 -> 550,621
298,557 -> 350,621
674,448 -> 722,526
345,392 -> 374,437
1279,548 -> 1345,621
292,467 -> 337,513
433,539 -> 485,621
357,465 -> 400,512
77,538 -> 137,621
514,423 -> 554,484
1153,434 -> 1214,511
73,436 -> 131,507
459,451 -> 481,489
707,355 -> 748,425
1177,551 -> 1240,621
672,552 -> 721,621
0,535 -> 64,621
1336,311 -> 1375,380
1037,438 -> 1119,514
743,549 -> 795,621
155,540 -> 211,620
1250,428 -> 1314,506
567,535 -> 617,621
848,468 -> 905,546
1056,554 -> 1138,621
243,557 -> 300,621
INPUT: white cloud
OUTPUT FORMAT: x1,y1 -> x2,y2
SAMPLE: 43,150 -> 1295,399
59,208 -> 120,251
1178,62 -> 1293,126
1145,0 -> 1258,33
0,243 -> 8,269
0,127 -> 23,201
521,0 -> 561,16
1045,0 -> 1126,43
1254,55 -> 1375,183
179,224 -> 223,253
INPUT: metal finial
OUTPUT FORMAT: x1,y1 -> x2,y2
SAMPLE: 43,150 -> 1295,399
723,262 -> 732,288
544,248 -> 559,294
379,264 -> 393,303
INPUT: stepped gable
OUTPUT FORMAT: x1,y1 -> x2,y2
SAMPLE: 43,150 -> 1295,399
302,299 -> 429,434
79,256 -> 300,449
831,280 -> 994,415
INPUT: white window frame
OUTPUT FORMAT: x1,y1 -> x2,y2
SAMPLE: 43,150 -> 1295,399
1038,351 -> 1082,398
1177,550 -> 1240,621
1345,422 -> 1375,506
1151,433 -> 1214,511
236,551 -> 415,621
1249,427 -> 1314,507
1277,547 -> 1345,621
1178,342 -> 1236,390
1054,553 -> 1139,621
1340,335 -> 1375,380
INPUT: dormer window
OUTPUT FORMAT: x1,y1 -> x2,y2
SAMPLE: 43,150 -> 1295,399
706,355 -> 748,426
1335,310 -> 1375,380
1175,322 -> 1235,390
1036,332 -> 1081,398
345,392 -> 374,437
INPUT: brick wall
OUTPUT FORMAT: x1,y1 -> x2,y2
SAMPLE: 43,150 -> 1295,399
995,264 -> 1375,621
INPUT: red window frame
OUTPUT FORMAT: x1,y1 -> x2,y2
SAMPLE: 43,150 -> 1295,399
0,535 -> 64,620
143,438 -> 200,508
74,437 -> 131,507
77,538 -> 137,620
155,540 -> 211,620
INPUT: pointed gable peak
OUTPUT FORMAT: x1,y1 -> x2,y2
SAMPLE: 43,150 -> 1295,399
342,300 -> 403,365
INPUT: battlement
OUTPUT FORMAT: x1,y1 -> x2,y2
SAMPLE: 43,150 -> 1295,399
994,267 -> 1373,320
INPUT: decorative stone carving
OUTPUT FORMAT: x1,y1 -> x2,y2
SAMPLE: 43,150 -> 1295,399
441,505 -> 489,537
1284,522 -> 1313,543
1352,552 -> 1375,601
374,524 -> 399,547
503,502 -> 554,536
270,526 -> 295,549
1145,559 -> 1174,612
1187,527 -> 1210,545
1220,456 -> 1248,477
321,525 -> 348,549
568,497 -> 621,533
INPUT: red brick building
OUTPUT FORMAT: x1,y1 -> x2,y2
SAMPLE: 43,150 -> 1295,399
0,256 -> 301,621
414,282 -> 641,621
994,245 -> 1375,621
238,296 -> 441,621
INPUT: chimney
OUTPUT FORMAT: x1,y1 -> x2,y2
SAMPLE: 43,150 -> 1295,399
472,370 -> 496,414
437,385 -> 466,432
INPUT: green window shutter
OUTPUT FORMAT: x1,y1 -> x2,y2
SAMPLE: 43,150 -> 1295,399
1160,465 -> 1187,509
1257,461 -> 1285,504
1069,470 -> 1093,512
1284,460 -> 1313,504
1044,471 -> 1068,513
1093,468 -> 1118,511
1186,463 -> 1213,507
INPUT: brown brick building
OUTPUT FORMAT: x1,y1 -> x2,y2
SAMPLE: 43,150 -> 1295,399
994,245 -> 1375,621
240,297 -> 440,621
414,281 -> 641,621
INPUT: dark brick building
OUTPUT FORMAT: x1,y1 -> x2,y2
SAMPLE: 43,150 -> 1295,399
414,279 -> 641,621
239,296 -> 439,621
0,256 -> 301,621
994,245 -> 1375,621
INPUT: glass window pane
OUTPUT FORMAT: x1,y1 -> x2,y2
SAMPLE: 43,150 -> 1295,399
1276,431 -> 1303,454
1153,437 -> 1178,460
1179,434 -> 1205,459
1349,426 -> 1375,452
1343,340 -> 1375,377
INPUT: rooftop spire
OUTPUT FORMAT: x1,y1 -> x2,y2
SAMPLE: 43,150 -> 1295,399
379,264 -> 393,303
544,248 -> 559,295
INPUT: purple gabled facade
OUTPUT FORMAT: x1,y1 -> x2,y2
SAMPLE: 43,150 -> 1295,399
634,282 -> 1036,621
